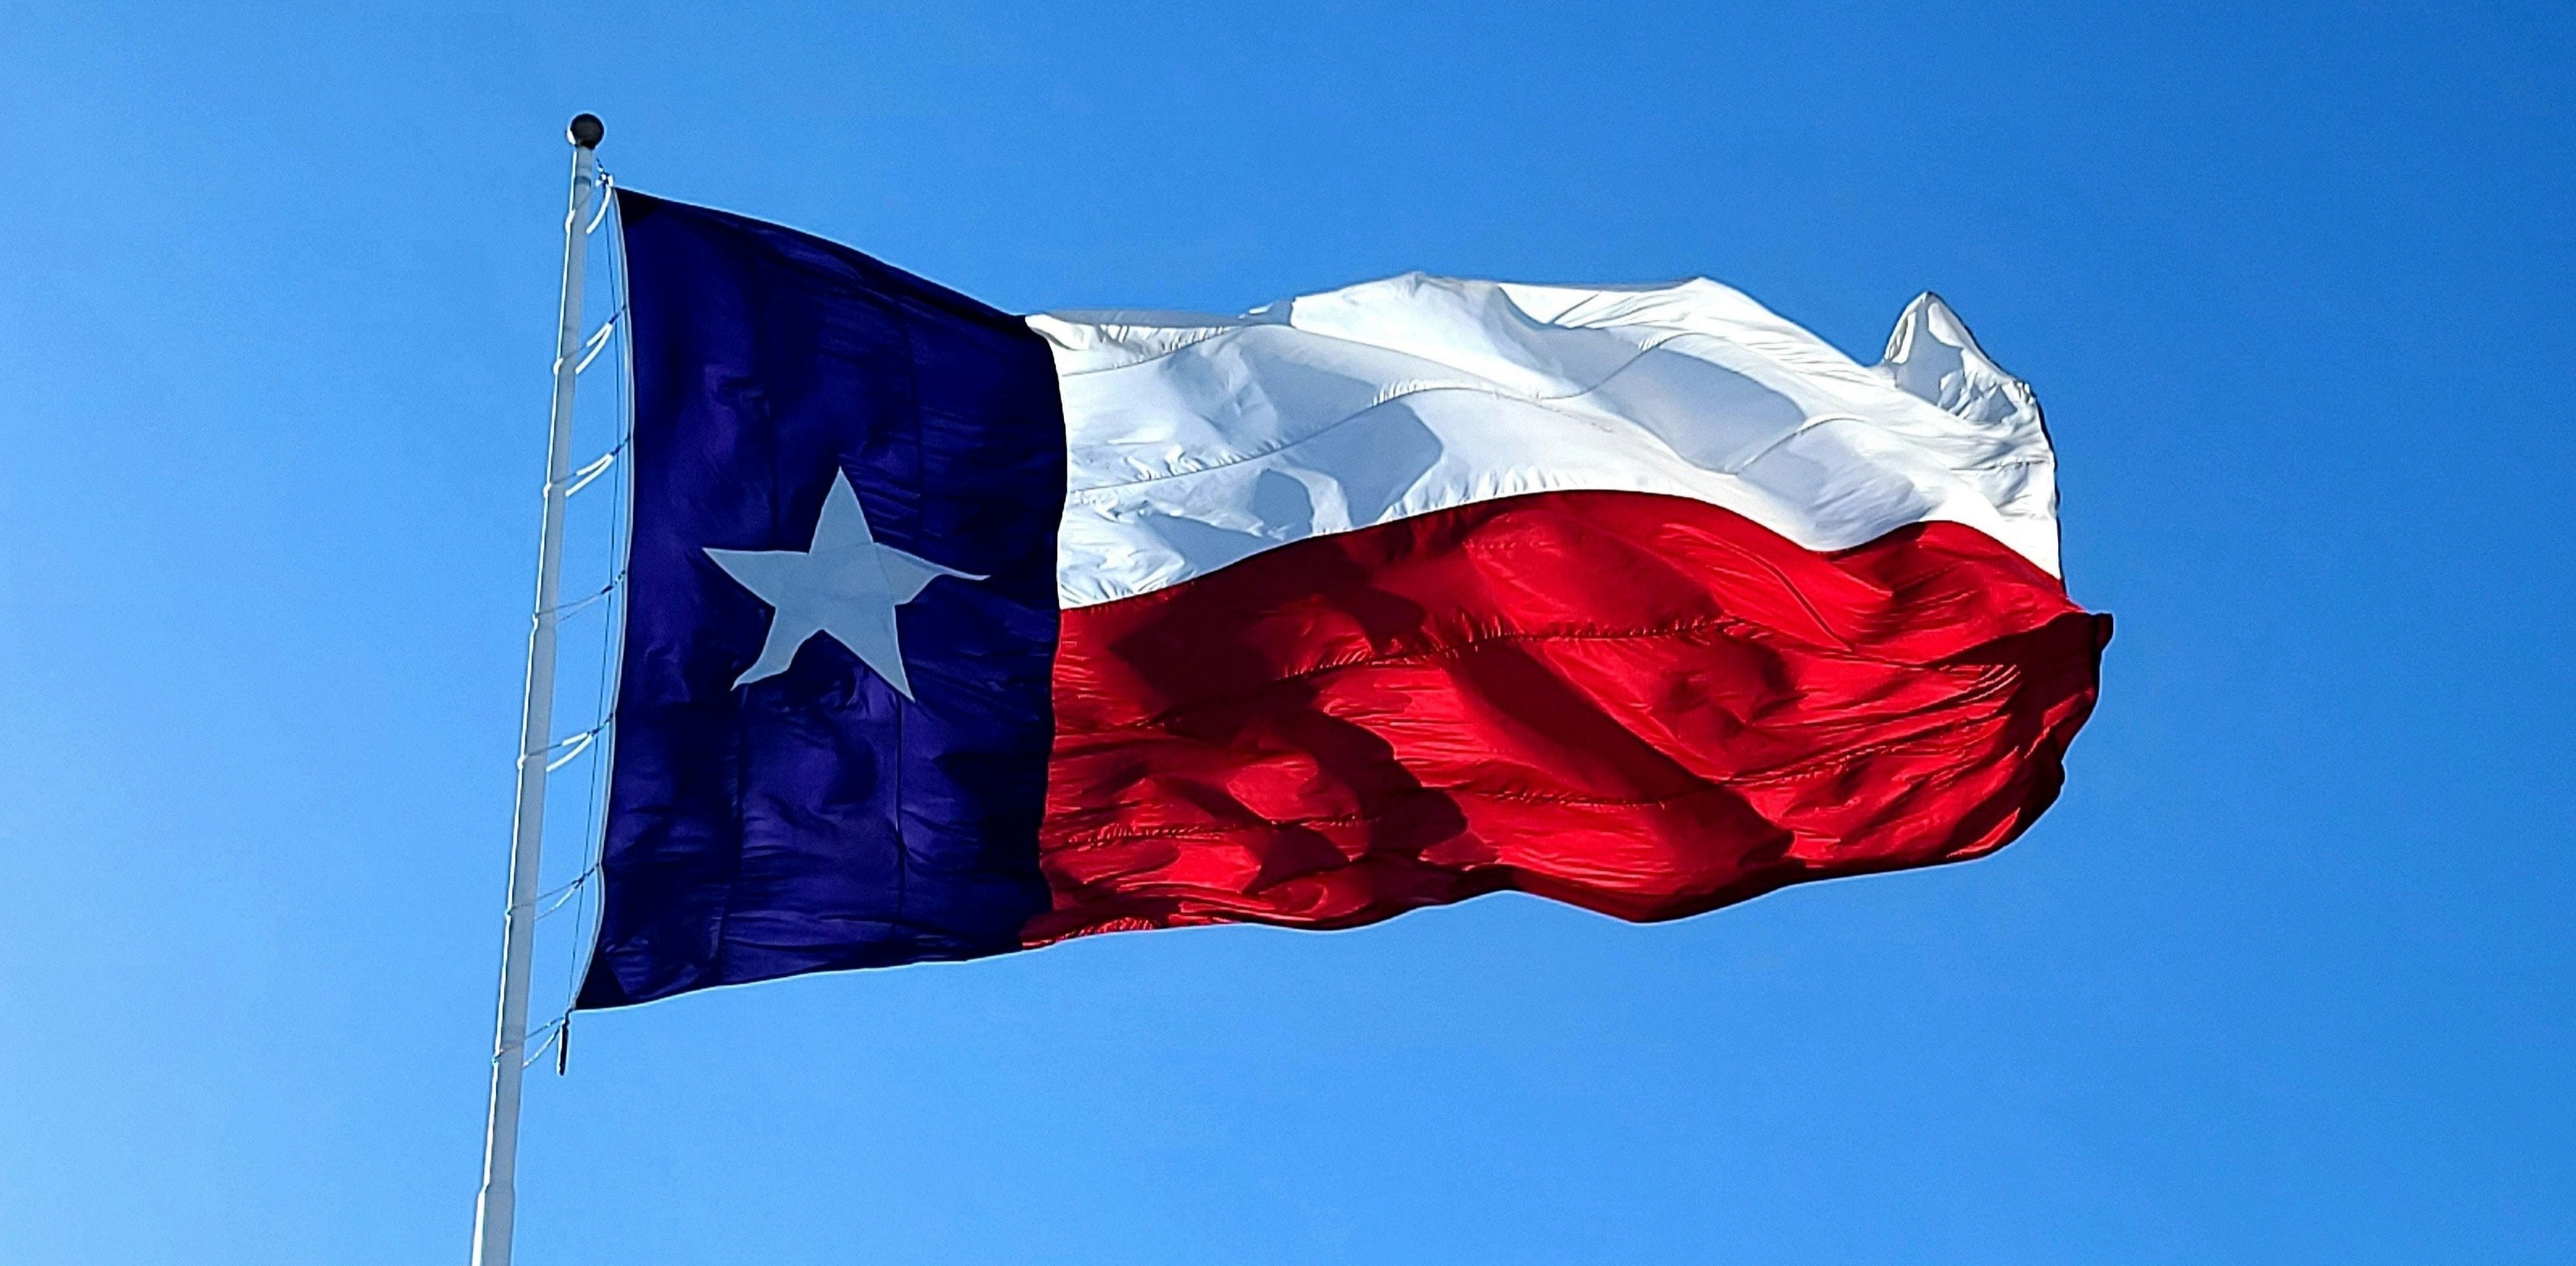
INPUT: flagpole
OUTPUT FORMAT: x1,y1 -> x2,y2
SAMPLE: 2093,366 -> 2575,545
471,111 -> 604,1266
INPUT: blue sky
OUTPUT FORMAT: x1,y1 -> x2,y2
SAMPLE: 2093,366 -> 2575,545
2,2 -> 2570,1261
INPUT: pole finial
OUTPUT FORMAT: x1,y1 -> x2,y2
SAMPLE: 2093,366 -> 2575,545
568,113 -> 605,149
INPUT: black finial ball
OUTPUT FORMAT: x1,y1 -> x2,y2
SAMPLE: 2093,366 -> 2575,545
568,113 -> 605,148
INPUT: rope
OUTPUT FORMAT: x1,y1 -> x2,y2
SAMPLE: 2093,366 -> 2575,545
571,184 -> 638,1012
526,173 -> 636,1079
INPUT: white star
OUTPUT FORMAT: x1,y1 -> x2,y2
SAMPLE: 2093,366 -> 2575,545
705,469 -> 981,699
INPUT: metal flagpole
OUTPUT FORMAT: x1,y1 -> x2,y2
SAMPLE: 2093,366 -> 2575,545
471,111 -> 605,1266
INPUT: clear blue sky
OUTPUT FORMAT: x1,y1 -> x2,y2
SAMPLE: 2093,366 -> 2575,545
3,2 -> 2570,1261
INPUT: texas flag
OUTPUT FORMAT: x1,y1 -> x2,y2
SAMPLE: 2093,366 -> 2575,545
574,191 -> 2109,1009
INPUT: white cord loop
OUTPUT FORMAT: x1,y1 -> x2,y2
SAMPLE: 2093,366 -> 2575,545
521,1018 -> 565,1069
543,731 -> 596,773
535,869 -> 596,918
574,315 -> 619,374
564,449 -> 618,498
543,577 -> 619,621
525,721 -> 607,768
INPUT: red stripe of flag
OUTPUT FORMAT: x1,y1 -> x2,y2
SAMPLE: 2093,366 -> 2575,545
1032,489 -> 2108,944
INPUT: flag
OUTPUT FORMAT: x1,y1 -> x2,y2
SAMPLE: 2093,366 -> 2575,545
574,191 -> 2109,1009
